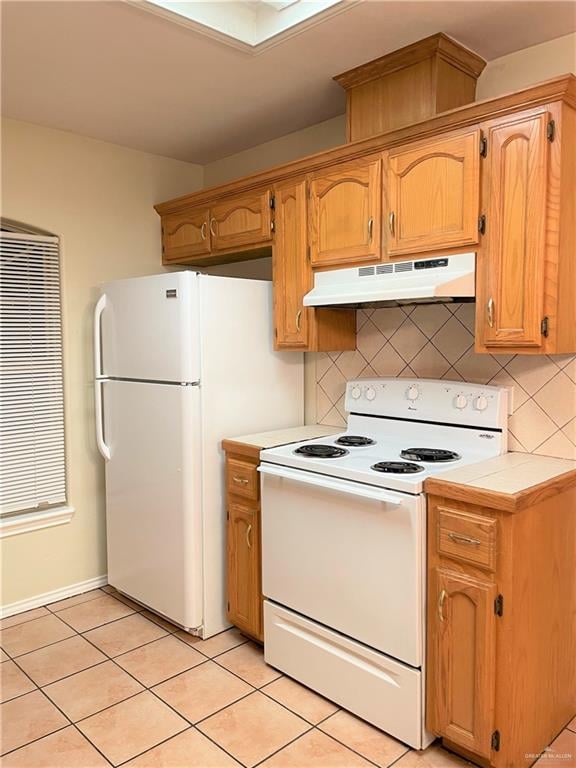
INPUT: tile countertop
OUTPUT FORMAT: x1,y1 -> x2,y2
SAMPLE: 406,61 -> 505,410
425,452 -> 576,513
223,425 -> 341,452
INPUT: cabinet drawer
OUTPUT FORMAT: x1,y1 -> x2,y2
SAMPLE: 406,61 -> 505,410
437,508 -> 496,571
227,458 -> 259,501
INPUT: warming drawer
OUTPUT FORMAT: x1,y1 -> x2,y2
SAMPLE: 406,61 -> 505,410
264,600 -> 426,749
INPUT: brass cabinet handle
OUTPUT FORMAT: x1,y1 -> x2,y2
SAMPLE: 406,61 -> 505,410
200,221 -> 207,241
246,523 -> 252,549
487,297 -> 495,328
438,589 -> 447,623
389,211 -> 395,236
232,476 -> 249,485
448,532 -> 481,546
296,309 -> 302,333
209,217 -> 217,238
368,217 -> 374,243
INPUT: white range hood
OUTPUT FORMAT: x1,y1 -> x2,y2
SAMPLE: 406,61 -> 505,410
303,253 -> 476,308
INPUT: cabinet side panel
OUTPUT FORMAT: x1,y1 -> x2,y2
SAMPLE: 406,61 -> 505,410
556,103 -> 576,352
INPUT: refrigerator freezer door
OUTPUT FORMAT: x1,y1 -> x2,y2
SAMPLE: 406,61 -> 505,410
99,272 -> 200,383
103,379 -> 203,629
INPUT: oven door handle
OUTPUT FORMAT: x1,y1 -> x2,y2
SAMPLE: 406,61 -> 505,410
258,463 -> 402,505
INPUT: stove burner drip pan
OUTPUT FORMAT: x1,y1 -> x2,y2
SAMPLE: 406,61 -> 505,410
294,444 -> 349,459
371,461 -> 424,474
400,448 -> 461,462
335,436 -> 376,447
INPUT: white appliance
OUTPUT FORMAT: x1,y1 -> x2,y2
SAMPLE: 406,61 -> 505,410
94,271 -> 303,638
303,252 -> 475,307
260,377 -> 508,749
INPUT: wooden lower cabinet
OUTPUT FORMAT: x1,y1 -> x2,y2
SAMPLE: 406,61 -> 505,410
224,445 -> 263,642
426,491 -> 576,767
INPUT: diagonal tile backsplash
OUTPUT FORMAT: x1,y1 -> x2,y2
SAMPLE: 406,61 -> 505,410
311,303 -> 576,459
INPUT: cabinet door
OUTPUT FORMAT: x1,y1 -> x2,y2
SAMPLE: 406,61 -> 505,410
210,189 -> 272,252
478,111 -> 549,348
309,157 -> 381,267
162,208 -> 210,262
427,569 -> 496,757
227,502 -> 262,641
273,179 -> 310,349
387,129 -> 480,256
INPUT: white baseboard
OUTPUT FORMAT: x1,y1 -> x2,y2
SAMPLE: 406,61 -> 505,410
1,575 -> 108,619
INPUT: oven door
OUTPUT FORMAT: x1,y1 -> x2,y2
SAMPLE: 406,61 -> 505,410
260,463 -> 424,667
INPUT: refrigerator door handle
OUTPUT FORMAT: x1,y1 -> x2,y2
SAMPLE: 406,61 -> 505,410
95,379 -> 111,460
94,293 -> 107,378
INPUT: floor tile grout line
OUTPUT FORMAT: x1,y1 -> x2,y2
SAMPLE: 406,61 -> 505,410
314,722 -> 410,768
114,724 -> 196,767
55,604 -> 138,635
3,627 -> 80,661
45,588 -> 110,615
0,722 -> 72,760
32,656 -> 113,691
0,609 -> 52,631
250,723 -> 316,768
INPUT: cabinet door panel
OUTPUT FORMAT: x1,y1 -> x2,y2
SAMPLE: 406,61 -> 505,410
479,112 -> 548,348
210,190 -> 272,252
309,157 -> 381,266
387,130 -> 480,256
427,569 -> 496,757
162,208 -> 210,262
273,179 -> 310,349
227,502 -> 262,640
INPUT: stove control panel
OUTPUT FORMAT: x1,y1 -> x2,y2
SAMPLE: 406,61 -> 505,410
345,378 -> 508,431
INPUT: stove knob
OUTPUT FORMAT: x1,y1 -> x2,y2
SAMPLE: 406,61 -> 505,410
406,385 -> 419,401
454,394 -> 468,410
365,386 -> 376,401
351,385 -> 362,400
474,395 -> 488,411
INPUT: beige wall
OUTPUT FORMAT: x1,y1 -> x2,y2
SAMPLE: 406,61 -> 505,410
477,33 -> 576,100
0,119 -> 203,606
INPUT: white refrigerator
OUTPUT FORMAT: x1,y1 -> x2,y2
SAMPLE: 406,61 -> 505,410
94,271 -> 303,638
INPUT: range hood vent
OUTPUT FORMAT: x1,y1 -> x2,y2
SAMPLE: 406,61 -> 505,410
303,253 -> 476,308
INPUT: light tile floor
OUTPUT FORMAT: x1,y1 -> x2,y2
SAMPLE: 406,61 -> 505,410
1,587 -> 574,767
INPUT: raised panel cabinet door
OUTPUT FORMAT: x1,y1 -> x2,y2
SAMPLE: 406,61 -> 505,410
387,129 -> 480,256
478,111 -> 549,348
427,569 -> 496,758
273,179 -> 310,349
227,501 -> 262,640
162,208 -> 210,262
309,157 -> 382,267
210,189 -> 272,252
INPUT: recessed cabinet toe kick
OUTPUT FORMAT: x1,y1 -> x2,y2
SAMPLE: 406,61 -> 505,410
259,377 -> 509,751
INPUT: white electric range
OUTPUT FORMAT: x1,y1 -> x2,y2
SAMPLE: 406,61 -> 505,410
259,377 -> 508,750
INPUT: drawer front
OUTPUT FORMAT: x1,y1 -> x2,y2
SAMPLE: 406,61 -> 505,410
227,458 -> 259,501
264,600 -> 425,749
437,507 -> 496,570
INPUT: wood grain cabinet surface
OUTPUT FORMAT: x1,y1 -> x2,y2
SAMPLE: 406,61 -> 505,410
224,447 -> 263,642
426,491 -> 576,768
210,189 -> 273,252
308,156 -> 382,267
162,208 -> 210,262
272,178 -> 356,352
386,129 -> 481,257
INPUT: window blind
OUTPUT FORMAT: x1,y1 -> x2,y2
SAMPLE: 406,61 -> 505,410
0,232 -> 67,517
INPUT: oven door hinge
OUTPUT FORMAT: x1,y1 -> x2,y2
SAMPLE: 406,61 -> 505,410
547,120 -> 556,142
494,594 -> 504,616
478,214 -> 487,235
480,136 -> 488,157
491,730 -> 501,752
541,316 -> 549,338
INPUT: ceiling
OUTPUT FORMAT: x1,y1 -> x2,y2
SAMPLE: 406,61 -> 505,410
2,0 -> 575,163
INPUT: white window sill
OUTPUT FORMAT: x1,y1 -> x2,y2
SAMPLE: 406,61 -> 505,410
0,506 -> 75,538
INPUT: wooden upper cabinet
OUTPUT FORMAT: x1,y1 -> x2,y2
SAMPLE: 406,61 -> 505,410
427,569 -> 496,758
386,129 -> 481,257
162,208 -> 210,262
227,501 -> 262,641
477,111 -> 549,349
273,179 -> 310,349
210,189 -> 272,252
309,157 -> 382,267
